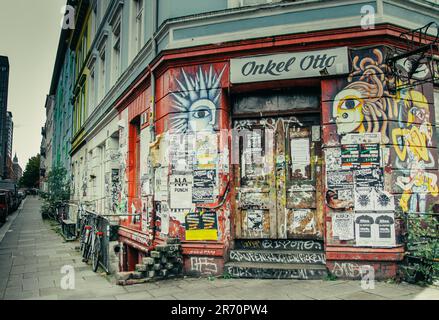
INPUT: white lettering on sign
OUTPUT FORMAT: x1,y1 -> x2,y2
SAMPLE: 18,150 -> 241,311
231,47 -> 349,84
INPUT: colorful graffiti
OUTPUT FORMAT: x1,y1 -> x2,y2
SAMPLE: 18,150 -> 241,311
330,47 -> 438,214
170,65 -> 225,133
332,49 -> 395,143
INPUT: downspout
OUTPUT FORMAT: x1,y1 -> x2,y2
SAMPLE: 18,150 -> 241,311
149,0 -> 159,248
150,0 -> 158,142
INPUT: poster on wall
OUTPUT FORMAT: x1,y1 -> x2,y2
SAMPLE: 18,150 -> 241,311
169,134 -> 193,172
154,167 -> 168,201
354,167 -> 383,189
325,148 -> 342,171
375,190 -> 395,211
354,213 -> 375,246
141,199 -> 149,233
359,143 -> 380,168
291,209 -> 316,234
325,170 -> 354,209
194,132 -> 218,170
332,212 -> 354,240
247,209 -> 264,232
170,174 -> 193,209
374,213 -> 396,246
290,137 -> 311,178
192,169 -> 216,203
341,144 -> 360,168
341,133 -> 381,145
354,212 -> 396,247
354,187 -> 377,211
185,211 -> 218,241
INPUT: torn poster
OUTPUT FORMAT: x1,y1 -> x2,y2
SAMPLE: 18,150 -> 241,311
247,209 -> 264,232
324,147 -> 342,171
332,212 -> 355,240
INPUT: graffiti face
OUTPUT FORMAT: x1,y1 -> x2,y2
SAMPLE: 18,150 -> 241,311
330,47 -> 438,214
333,89 -> 364,134
171,65 -> 225,133
188,99 -> 216,132
331,49 -> 395,143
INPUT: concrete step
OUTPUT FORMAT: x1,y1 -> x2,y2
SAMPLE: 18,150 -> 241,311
225,262 -> 327,280
229,249 -> 326,265
234,239 -> 324,251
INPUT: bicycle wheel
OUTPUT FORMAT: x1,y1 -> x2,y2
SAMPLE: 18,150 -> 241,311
92,236 -> 101,272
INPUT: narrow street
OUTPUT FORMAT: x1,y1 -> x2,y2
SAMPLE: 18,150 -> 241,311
0,197 -> 437,300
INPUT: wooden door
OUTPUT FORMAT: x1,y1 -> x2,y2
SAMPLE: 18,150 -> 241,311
233,115 -> 323,240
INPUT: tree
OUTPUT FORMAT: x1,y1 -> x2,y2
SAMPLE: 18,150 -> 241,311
18,154 -> 40,188
40,165 -> 70,219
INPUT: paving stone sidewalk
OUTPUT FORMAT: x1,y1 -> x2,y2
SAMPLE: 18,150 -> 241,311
0,197 -> 438,300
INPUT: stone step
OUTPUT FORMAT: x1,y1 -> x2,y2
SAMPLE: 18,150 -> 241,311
225,262 -> 327,280
234,239 -> 324,251
229,249 -> 326,265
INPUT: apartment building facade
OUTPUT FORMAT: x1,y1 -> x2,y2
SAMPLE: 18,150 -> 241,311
46,0 -> 439,279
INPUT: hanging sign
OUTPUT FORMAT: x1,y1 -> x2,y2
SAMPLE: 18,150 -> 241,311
231,47 -> 349,83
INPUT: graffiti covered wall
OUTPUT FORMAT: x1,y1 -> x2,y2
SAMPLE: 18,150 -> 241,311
322,46 -> 438,249
149,63 -> 230,275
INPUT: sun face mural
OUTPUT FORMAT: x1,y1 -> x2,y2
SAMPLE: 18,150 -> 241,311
331,47 -> 438,214
170,65 -> 226,133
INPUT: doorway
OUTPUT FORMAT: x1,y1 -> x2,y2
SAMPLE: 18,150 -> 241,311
232,92 -> 324,240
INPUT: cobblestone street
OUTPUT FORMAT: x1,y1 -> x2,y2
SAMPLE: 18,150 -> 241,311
0,197 -> 438,300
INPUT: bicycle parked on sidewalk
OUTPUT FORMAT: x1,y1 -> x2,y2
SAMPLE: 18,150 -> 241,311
79,207 -> 105,272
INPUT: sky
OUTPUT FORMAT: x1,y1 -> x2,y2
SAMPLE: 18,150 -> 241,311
0,0 -> 66,169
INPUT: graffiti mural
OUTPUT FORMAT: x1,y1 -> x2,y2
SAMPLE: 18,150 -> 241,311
328,47 -> 438,215
170,65 -> 226,133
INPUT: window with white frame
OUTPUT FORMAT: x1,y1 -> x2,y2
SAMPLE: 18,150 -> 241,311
112,17 -> 122,86
98,46 -> 106,102
130,0 -> 144,62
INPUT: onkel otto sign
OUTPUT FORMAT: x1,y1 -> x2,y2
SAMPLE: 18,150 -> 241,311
230,47 -> 349,84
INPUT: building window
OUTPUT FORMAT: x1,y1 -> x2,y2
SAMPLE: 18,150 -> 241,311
131,0 -> 144,62
99,46 -> 106,102
89,67 -> 96,115
112,17 -> 122,86
80,83 -> 86,127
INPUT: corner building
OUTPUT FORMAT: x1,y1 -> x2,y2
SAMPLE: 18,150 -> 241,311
57,0 -> 439,279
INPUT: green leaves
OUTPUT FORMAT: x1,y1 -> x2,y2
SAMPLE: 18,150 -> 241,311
18,154 -> 40,188
40,165 -> 70,219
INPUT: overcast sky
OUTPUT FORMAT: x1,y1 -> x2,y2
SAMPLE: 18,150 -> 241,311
0,0 -> 66,169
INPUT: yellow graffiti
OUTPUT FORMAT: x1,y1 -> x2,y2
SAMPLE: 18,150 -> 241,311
392,89 -> 437,212
392,126 -> 431,162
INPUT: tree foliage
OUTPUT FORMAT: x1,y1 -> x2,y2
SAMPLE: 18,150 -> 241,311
18,154 -> 40,188
40,166 -> 70,219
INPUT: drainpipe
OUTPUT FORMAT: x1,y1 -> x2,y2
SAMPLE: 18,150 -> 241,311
150,0 -> 159,142
148,0 -> 159,248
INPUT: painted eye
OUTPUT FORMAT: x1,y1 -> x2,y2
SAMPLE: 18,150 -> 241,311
340,98 -> 360,110
192,109 -> 211,119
